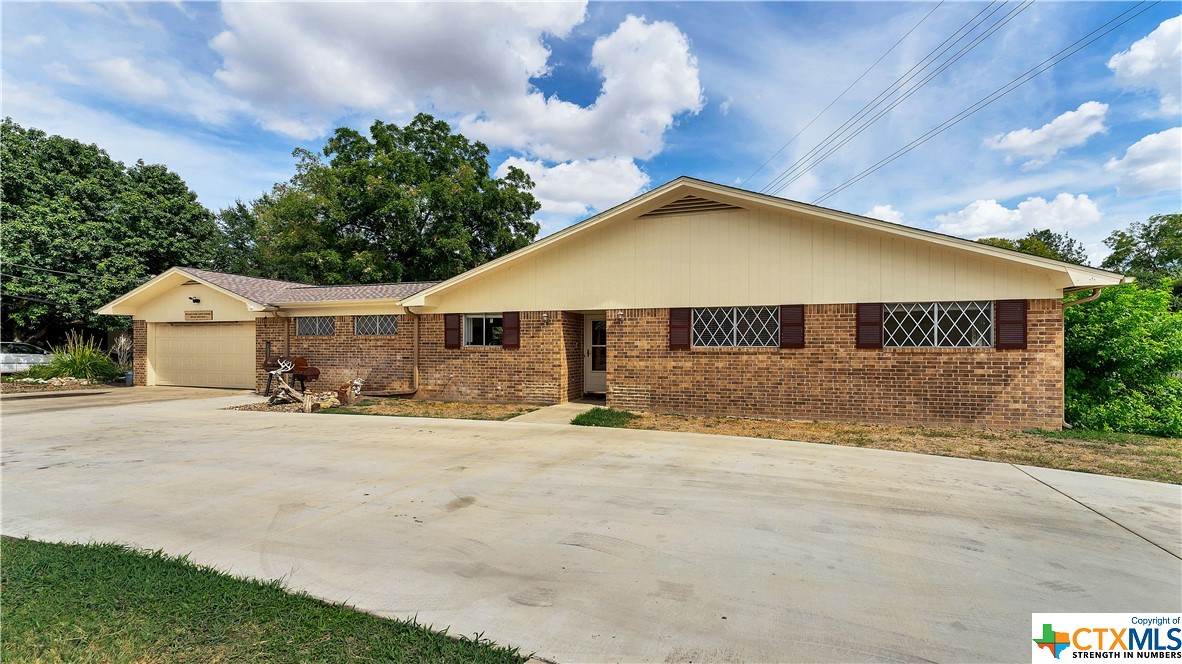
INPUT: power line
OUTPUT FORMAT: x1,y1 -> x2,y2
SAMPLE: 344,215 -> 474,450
0,261 -> 110,280
765,0 -> 1035,197
757,0 -> 1005,194
740,1 -> 945,187
811,0 -> 1160,205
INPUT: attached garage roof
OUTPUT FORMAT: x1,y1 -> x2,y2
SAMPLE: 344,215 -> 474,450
96,267 -> 439,315
178,268 -> 439,304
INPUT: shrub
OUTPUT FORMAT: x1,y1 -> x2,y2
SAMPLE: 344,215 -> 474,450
20,331 -> 123,383
1065,282 -> 1182,437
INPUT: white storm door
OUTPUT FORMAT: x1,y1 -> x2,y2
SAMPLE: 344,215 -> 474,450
584,316 -> 607,393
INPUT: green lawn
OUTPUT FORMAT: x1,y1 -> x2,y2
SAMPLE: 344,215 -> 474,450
0,536 -> 526,663
570,407 -> 639,428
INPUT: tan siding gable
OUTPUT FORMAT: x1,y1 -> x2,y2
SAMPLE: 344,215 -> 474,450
423,207 -> 1066,313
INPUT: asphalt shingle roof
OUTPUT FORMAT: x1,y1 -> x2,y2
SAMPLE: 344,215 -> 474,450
177,267 -> 438,305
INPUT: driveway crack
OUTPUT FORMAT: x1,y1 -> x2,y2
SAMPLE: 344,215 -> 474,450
1010,464 -> 1180,562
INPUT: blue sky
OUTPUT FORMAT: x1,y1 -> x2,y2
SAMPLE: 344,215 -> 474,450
2,1 -> 1179,265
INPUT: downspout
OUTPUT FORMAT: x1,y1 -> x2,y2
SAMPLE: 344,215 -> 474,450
1063,288 -> 1102,308
363,306 -> 419,397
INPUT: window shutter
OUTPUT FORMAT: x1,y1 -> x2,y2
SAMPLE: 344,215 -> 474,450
669,308 -> 691,350
444,314 -> 461,349
994,299 -> 1027,349
779,305 -> 805,348
856,303 -> 883,349
502,312 -> 520,349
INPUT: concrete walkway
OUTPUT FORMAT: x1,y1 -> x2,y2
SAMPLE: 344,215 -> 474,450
507,399 -> 601,424
2,394 -> 1179,662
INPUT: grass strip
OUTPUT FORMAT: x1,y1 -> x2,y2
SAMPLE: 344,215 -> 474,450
0,536 -> 526,663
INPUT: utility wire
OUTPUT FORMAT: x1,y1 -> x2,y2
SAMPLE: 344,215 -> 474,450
740,1 -> 945,187
757,0 -> 1003,194
766,0 -> 1034,196
811,0 -> 1160,204
0,261 -> 109,280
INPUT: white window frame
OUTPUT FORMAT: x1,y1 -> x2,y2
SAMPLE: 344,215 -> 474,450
295,316 -> 335,337
355,314 -> 398,336
691,306 -> 780,348
883,301 -> 993,348
464,314 -> 503,347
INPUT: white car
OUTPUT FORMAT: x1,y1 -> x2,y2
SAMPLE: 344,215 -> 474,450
1,342 -> 53,374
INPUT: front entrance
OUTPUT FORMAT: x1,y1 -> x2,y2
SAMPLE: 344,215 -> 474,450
584,316 -> 607,394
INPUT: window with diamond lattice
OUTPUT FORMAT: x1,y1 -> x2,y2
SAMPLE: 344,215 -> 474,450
295,316 -> 335,337
355,315 -> 397,336
883,301 -> 992,348
692,307 -> 779,347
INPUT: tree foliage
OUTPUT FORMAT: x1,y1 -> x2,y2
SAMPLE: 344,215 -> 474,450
1,118 -> 222,341
228,113 -> 541,284
1101,213 -> 1182,309
1064,283 -> 1182,437
976,228 -> 1089,265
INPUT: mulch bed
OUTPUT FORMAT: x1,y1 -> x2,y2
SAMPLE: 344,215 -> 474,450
0,379 -> 119,394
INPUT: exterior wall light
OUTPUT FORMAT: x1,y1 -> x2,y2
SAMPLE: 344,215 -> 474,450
541,312 -> 551,325
189,296 -> 201,303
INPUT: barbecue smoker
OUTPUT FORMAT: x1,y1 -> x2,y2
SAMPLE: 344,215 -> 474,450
261,355 -> 321,394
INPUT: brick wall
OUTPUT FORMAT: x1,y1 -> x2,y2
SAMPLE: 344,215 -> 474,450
254,315 -> 415,394
132,320 -> 148,387
416,311 -> 582,405
606,300 -> 1064,430
562,312 -> 585,401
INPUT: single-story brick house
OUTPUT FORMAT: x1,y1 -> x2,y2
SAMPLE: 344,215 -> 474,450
98,177 -> 1129,429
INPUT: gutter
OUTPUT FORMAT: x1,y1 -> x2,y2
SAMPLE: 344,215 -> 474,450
1063,288 -> 1102,308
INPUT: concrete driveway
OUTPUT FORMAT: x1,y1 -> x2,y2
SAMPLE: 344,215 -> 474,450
2,394 -> 1179,663
0,386 -> 252,416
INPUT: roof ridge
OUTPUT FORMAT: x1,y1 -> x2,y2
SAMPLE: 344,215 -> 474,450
177,267 -> 311,288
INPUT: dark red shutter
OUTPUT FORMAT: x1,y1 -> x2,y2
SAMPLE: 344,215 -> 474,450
444,314 -> 461,349
502,312 -> 520,349
995,300 -> 1027,349
779,305 -> 805,348
856,303 -> 883,349
669,308 -> 691,350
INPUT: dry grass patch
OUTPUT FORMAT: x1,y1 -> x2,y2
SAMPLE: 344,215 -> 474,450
325,397 -> 538,421
613,412 -> 1180,484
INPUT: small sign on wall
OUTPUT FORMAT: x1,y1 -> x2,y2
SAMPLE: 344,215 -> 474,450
184,310 -> 214,321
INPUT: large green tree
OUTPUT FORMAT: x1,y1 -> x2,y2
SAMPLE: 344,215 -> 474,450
1100,213 -> 1181,309
234,113 -> 541,284
976,228 -> 1089,265
0,118 -> 222,341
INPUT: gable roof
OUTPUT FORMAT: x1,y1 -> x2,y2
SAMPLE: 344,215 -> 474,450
96,266 -> 439,315
402,176 -> 1129,306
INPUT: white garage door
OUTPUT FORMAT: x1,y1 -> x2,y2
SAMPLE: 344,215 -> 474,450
153,322 -> 255,388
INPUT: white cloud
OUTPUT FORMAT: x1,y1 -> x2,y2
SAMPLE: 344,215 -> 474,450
933,193 -> 1103,238
497,157 -> 650,219
211,2 -> 588,140
864,204 -> 904,224
1104,127 -> 1182,195
984,101 -> 1107,169
1108,16 -> 1182,115
460,14 -> 703,161
91,57 -> 170,100
4,34 -> 46,54
210,5 -> 701,160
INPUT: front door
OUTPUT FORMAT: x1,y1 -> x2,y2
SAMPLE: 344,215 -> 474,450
584,316 -> 607,394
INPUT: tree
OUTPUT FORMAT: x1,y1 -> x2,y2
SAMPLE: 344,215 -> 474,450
976,229 -> 1089,265
1101,214 -> 1181,309
0,118 -> 222,342
237,113 -> 541,284
1064,282 -> 1182,437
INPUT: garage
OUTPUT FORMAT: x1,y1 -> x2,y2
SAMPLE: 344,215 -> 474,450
152,322 -> 255,389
